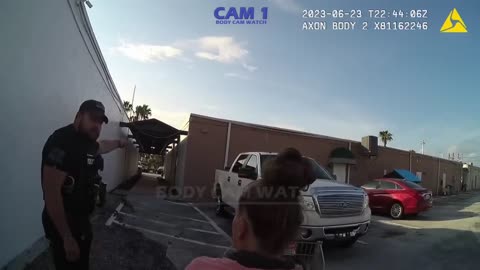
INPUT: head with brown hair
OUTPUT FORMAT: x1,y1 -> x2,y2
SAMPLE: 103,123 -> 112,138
232,148 -> 315,257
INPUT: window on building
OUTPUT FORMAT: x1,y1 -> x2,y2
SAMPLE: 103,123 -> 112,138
232,154 -> 249,173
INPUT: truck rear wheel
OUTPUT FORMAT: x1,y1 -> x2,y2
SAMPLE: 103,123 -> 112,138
215,186 -> 225,216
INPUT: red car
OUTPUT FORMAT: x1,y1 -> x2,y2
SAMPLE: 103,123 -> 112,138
361,178 -> 433,219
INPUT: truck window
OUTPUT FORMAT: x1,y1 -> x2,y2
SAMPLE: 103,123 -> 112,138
245,155 -> 258,175
260,154 -> 276,168
232,154 -> 249,173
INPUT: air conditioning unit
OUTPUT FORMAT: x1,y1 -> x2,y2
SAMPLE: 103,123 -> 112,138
362,136 -> 378,157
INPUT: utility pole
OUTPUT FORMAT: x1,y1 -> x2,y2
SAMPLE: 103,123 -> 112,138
130,85 -> 136,120
421,140 -> 426,155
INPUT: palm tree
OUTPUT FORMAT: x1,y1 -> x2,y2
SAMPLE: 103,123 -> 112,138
134,106 -> 142,121
379,130 -> 393,147
123,101 -> 133,120
140,104 -> 152,120
134,104 -> 152,121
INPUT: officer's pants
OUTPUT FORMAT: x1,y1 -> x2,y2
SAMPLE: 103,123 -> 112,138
49,230 -> 92,270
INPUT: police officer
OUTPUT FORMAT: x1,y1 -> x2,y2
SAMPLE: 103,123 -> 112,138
41,100 -> 126,269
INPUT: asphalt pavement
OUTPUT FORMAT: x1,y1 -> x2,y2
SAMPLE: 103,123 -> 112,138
199,191 -> 480,270
27,172 -> 479,270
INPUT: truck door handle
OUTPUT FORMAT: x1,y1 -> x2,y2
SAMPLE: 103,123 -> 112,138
227,176 -> 230,182
238,179 -> 242,186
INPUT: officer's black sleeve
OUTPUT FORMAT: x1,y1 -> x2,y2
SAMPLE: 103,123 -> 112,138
42,133 -> 72,173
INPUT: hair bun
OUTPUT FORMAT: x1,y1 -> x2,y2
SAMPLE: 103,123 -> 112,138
262,148 -> 313,192
276,147 -> 302,163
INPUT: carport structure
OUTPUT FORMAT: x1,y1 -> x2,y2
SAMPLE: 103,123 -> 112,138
120,119 -> 188,184
120,119 -> 188,155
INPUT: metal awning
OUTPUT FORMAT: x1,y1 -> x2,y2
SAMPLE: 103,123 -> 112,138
329,147 -> 356,165
120,119 -> 187,155
384,169 -> 421,183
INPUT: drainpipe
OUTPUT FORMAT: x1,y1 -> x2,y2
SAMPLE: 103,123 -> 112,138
223,122 -> 232,169
436,158 -> 441,196
409,151 -> 412,171
347,142 -> 352,184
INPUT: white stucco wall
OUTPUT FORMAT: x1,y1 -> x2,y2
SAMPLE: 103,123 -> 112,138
465,165 -> 480,191
0,0 -> 138,267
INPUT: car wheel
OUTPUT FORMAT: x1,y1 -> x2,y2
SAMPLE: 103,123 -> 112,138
390,202 -> 404,219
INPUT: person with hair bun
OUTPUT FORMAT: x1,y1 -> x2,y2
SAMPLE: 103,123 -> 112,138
186,148 -> 313,270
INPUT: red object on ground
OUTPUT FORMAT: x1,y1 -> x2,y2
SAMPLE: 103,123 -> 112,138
361,178 -> 433,218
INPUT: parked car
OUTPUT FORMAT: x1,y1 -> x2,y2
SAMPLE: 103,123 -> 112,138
361,178 -> 433,219
214,152 -> 371,250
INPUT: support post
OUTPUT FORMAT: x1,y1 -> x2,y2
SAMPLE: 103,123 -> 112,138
223,122 -> 232,169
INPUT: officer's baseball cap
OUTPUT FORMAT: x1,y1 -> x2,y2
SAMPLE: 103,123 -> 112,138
78,100 -> 109,124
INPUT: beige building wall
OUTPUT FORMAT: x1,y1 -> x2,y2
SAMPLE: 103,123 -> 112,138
181,114 -> 464,200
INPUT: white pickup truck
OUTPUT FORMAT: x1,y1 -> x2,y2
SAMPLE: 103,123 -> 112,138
214,152 -> 371,247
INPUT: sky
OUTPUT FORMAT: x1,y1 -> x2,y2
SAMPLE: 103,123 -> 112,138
87,0 -> 480,164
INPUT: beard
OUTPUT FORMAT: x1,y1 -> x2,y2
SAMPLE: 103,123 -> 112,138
79,119 -> 100,141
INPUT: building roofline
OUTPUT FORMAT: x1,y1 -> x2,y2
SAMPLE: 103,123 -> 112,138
190,113 -> 357,144
190,113 -> 465,165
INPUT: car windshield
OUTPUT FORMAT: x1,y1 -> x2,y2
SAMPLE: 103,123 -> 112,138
307,158 -> 335,180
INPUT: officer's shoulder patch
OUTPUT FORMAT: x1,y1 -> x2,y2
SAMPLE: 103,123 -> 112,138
46,147 -> 66,167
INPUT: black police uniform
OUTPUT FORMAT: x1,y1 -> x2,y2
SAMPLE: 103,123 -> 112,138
41,124 -> 99,270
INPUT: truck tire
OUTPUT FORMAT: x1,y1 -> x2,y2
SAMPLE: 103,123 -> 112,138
390,202 -> 404,219
215,186 -> 225,216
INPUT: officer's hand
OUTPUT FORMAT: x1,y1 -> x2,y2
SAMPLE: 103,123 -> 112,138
63,235 -> 80,262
